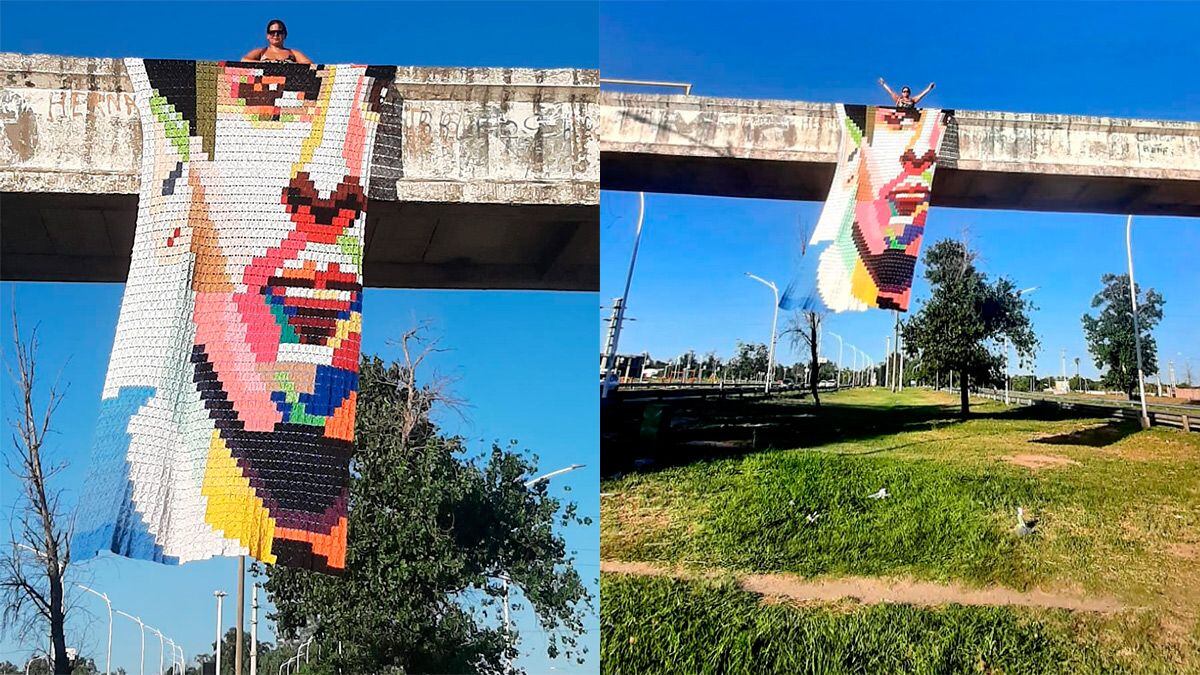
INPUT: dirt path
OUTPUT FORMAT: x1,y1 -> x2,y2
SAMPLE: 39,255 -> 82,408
602,560 -> 1125,613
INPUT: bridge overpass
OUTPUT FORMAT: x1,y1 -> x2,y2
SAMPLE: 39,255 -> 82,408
0,53 -> 599,289
601,91 -> 1200,216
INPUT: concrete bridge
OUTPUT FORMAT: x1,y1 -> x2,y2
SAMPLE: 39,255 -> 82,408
0,53 -> 599,289
601,92 -> 1200,216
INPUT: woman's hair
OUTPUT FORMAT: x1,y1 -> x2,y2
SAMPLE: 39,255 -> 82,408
266,19 -> 287,34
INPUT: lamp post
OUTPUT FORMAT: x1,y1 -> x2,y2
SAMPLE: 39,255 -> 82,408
214,590 -> 227,675
745,273 -> 779,394
147,626 -> 164,675
1004,287 -> 1038,404
115,611 -> 146,675
75,584 -> 111,675
500,464 -> 584,672
1125,215 -> 1151,428
523,464 -> 586,488
602,192 -> 646,398
251,584 -> 259,675
164,637 -> 178,675
847,344 -> 858,387
885,336 -> 892,391
828,332 -> 844,389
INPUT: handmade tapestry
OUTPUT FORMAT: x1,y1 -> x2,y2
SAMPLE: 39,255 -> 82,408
73,59 -> 395,574
780,104 -> 951,313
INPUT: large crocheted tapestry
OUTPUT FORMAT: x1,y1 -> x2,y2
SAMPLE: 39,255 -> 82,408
73,59 -> 395,574
781,104 -> 950,313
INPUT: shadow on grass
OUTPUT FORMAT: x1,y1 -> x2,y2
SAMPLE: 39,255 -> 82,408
1030,421 -> 1141,448
602,392 -> 1108,476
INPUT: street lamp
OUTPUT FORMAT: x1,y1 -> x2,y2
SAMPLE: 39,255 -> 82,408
164,637 -> 178,675
854,346 -> 867,387
744,273 -> 779,394
827,331 -> 844,389
1125,215 -> 1150,428
214,590 -> 227,675
115,610 -> 146,675
602,192 -> 646,398
75,584 -> 111,675
504,464 -> 583,672
1004,286 -> 1039,405
146,626 -> 165,675
523,464 -> 586,488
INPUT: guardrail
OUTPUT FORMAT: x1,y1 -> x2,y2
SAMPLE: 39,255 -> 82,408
974,387 -> 1198,433
605,382 -> 841,403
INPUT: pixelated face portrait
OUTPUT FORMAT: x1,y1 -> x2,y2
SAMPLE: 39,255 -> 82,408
851,106 -> 944,309
119,60 -> 391,571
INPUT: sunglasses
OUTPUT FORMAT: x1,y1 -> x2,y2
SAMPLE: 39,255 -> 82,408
268,30 -> 286,36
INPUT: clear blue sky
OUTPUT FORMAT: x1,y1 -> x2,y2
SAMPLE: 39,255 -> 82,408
600,1 -> 1199,383
0,2 -> 598,673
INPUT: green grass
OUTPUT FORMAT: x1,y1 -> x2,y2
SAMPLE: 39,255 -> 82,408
609,452 -> 1042,586
601,389 -> 1200,670
601,574 -> 1198,675
603,389 -> 1200,602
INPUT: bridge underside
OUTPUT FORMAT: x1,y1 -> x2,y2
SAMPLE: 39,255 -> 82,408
601,152 -> 1200,216
1,193 -> 598,290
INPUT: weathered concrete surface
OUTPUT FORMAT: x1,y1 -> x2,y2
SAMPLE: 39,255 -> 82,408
601,92 -> 1200,216
0,53 -> 598,289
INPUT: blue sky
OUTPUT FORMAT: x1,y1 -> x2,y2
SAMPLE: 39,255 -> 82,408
600,1 -> 1199,383
0,2 -> 598,673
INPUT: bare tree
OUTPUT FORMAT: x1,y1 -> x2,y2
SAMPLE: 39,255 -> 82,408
783,311 -> 823,408
383,321 -> 467,448
2,316 -> 74,674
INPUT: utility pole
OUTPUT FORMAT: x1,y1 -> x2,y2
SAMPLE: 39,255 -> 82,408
602,192 -> 646,398
1126,215 -> 1150,428
1060,349 -> 1067,389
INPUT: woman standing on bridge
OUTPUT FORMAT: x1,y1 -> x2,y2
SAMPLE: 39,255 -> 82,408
241,19 -> 312,64
878,78 -> 934,108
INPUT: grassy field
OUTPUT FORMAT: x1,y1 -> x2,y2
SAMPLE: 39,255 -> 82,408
601,388 -> 1200,672
602,574 -> 1196,674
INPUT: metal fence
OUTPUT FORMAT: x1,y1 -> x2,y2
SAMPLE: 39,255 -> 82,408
975,387 -> 1198,433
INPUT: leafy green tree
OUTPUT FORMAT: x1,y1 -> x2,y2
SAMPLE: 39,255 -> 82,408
1082,273 -> 1163,399
903,240 -> 1038,416
263,336 -> 590,675
726,342 -> 769,382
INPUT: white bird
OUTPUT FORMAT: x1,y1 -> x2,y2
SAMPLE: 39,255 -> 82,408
1015,507 -> 1038,536
805,511 -> 822,524
867,488 -> 890,500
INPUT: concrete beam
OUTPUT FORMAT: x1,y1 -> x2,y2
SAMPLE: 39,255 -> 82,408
0,53 -> 599,289
600,92 -> 1200,216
